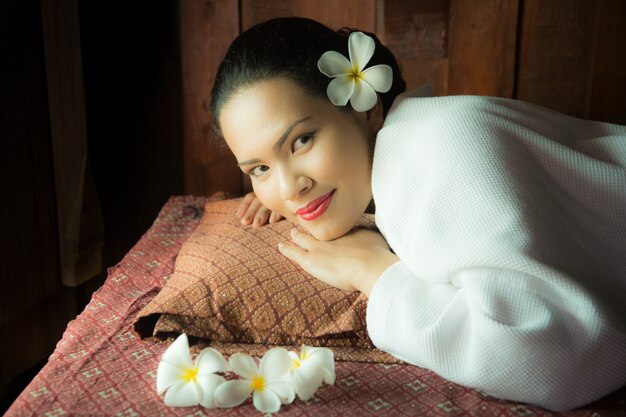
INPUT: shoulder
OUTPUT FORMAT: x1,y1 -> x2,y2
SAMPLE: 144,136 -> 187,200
383,94 -> 526,127
384,94 -> 626,141
375,95 -> 514,161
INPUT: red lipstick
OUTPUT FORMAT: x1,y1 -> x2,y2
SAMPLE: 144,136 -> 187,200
296,190 -> 335,221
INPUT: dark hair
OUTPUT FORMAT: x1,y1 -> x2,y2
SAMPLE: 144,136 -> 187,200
209,17 -> 406,134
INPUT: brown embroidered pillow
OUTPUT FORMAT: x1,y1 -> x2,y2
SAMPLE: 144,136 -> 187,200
133,198 -> 376,349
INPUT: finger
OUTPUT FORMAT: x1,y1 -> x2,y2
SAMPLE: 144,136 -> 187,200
252,207 -> 271,227
241,198 -> 263,225
277,241 -> 308,265
289,228 -> 318,251
269,212 -> 284,224
236,192 -> 256,218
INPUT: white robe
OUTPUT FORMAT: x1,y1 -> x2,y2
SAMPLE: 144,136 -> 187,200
368,93 -> 626,411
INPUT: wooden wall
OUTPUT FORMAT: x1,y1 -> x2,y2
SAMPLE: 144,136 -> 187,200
517,0 -> 626,123
1,0 -> 184,410
180,0 -> 626,198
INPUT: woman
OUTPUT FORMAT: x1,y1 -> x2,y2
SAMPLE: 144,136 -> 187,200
209,17 -> 626,411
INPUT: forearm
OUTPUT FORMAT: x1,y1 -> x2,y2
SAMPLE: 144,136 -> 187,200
351,249 -> 399,296
365,261 -> 626,411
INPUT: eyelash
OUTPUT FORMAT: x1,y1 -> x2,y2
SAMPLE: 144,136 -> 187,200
292,131 -> 316,152
247,130 -> 316,177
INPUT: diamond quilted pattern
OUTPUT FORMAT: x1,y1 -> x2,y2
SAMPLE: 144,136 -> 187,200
134,198 -> 386,356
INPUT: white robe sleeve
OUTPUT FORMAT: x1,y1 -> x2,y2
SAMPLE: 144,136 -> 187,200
368,96 -> 626,411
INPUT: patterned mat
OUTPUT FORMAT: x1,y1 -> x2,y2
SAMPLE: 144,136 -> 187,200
6,196 -> 626,416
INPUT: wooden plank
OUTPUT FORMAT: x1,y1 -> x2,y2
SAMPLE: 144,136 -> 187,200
589,0 -> 626,125
0,0 -> 61,322
516,0 -> 597,117
381,0 -> 450,94
242,0 -> 376,35
0,0 -> 75,404
179,0 -> 243,196
40,0 -> 104,286
448,0 -> 519,97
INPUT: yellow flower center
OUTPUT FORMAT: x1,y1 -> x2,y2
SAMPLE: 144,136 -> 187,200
291,359 -> 301,369
349,64 -> 363,81
350,71 -> 362,81
181,367 -> 198,383
250,375 -> 265,391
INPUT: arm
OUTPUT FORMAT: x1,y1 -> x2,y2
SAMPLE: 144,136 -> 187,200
278,228 -> 399,296
279,218 -> 622,412
364,96 -> 626,411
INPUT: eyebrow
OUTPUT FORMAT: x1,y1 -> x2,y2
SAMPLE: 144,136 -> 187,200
236,116 -> 312,167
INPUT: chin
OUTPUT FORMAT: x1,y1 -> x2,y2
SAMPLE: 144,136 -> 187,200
307,222 -> 354,241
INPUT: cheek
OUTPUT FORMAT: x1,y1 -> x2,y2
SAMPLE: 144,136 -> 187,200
251,179 -> 284,214
321,136 -> 372,183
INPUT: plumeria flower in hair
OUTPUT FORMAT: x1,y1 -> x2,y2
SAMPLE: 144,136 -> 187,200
156,333 -> 230,407
289,346 -> 335,401
214,348 -> 296,413
318,31 -> 393,112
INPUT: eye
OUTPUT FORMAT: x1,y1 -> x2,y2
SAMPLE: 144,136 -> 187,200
292,131 -> 316,152
249,165 -> 269,177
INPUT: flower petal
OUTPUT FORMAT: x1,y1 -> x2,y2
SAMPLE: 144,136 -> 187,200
350,80 -> 378,112
322,368 -> 335,385
229,353 -> 258,379
349,32 -> 375,72
161,334 -> 193,371
156,361 -> 183,395
163,380 -> 201,407
197,374 -> 225,408
318,51 -> 353,77
252,389 -> 281,414
360,64 -> 393,93
288,351 -> 300,362
267,381 -> 296,404
259,348 -> 291,381
195,348 -> 229,375
214,380 -> 253,408
326,75 -> 354,106
292,361 -> 324,401
305,347 -> 335,384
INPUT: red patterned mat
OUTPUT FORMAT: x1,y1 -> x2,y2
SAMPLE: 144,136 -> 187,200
6,196 -> 626,416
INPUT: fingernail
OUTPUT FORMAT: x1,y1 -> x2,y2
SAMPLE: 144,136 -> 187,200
290,228 -> 298,237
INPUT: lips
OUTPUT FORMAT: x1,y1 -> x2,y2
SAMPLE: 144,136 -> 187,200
296,190 -> 335,221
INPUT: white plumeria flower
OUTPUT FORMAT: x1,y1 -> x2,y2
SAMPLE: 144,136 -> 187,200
318,31 -> 393,112
156,334 -> 229,408
215,348 -> 296,413
289,346 -> 335,401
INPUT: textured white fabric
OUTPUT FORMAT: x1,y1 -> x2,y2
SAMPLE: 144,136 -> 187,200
367,94 -> 626,411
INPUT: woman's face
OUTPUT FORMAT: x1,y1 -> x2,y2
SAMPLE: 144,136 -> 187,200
219,77 -> 374,240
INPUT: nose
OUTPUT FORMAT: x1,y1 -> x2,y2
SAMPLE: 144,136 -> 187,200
278,167 -> 312,201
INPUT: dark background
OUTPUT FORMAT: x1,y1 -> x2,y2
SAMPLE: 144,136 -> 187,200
80,1 -> 184,267
1,1 -> 185,411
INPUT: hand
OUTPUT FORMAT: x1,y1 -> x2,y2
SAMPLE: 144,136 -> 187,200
236,192 -> 284,227
278,228 -> 399,296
